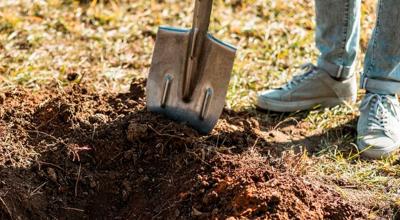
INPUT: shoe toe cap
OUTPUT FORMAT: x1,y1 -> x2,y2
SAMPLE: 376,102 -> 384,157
358,133 -> 400,159
257,89 -> 283,101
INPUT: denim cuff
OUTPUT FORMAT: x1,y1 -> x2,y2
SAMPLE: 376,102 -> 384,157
360,74 -> 400,95
318,60 -> 353,79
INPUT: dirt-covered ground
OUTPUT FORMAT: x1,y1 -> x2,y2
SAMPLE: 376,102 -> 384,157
0,79 -> 373,219
1,0 -> 400,219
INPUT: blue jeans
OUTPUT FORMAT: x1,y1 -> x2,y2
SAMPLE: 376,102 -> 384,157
316,0 -> 400,94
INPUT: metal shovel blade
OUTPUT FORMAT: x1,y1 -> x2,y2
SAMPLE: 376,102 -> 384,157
146,26 -> 236,134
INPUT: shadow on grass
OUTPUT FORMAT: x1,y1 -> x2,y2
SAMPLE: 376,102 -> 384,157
221,107 -> 359,157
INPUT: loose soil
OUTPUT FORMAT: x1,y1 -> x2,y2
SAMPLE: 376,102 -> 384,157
0,79 -> 367,219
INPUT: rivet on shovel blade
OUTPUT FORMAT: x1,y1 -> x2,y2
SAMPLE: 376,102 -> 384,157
200,88 -> 213,120
161,75 -> 173,108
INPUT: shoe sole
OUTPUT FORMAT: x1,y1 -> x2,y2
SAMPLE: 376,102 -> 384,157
357,140 -> 400,159
256,96 -> 355,112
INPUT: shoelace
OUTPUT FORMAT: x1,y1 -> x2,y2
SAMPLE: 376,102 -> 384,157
360,94 -> 400,135
283,63 -> 317,90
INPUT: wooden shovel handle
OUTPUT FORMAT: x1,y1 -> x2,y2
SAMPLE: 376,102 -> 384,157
182,0 -> 213,101
192,0 -> 213,35
189,0 -> 213,58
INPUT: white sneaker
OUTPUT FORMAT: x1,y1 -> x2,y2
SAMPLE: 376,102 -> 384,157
357,93 -> 400,159
256,64 -> 357,112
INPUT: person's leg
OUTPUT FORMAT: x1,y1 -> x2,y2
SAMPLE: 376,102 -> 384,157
256,0 -> 360,112
358,0 -> 400,159
315,0 -> 361,79
361,0 -> 400,94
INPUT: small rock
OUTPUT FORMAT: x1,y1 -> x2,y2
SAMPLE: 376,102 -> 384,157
88,113 -> 108,124
270,192 -> 281,204
143,176 -> 149,181
127,122 -> 148,142
79,119 -> 92,129
47,168 -> 57,182
202,191 -> 218,205
192,207 -> 203,216
178,192 -> 190,200
67,72 -> 79,81
126,99 -> 137,108
200,180 -> 209,187
122,180 -> 132,192
196,174 -> 203,181
123,149 -> 136,160
122,190 -> 129,201
138,168 -> 143,174
89,179 -> 97,188
174,209 -> 180,217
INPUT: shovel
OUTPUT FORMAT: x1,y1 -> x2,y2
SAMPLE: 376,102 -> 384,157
146,0 -> 236,134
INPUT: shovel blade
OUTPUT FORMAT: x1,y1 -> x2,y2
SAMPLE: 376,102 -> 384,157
146,27 -> 236,134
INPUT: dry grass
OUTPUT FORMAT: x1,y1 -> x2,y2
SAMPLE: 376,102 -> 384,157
0,0 -> 399,218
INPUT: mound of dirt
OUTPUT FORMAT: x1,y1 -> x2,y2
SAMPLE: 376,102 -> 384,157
185,152 -> 364,219
0,79 -> 366,219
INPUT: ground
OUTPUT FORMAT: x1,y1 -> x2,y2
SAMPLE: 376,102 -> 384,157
0,0 -> 399,219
